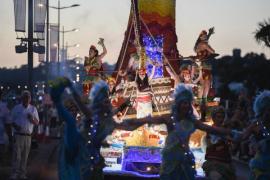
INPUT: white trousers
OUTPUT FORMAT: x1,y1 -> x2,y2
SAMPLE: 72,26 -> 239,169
11,135 -> 31,178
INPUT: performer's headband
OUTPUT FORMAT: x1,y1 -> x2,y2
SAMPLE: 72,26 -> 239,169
90,45 -> 97,51
200,30 -> 207,36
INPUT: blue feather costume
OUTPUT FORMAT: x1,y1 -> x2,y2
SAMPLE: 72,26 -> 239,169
51,80 -> 115,180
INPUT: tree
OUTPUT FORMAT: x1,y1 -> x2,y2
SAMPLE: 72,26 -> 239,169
254,18 -> 270,48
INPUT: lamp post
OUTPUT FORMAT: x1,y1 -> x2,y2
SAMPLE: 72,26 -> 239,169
60,27 -> 79,61
50,1 -> 80,75
45,0 -> 49,94
28,0 -> 34,96
65,42 -> 80,60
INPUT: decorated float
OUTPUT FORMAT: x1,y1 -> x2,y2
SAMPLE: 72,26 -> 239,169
90,0 -> 220,178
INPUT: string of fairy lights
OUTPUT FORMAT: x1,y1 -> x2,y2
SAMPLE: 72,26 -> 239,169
257,120 -> 270,138
170,115 -> 196,171
87,113 -> 100,171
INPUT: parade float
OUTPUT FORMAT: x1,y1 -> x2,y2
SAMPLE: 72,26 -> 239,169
84,0 -> 219,177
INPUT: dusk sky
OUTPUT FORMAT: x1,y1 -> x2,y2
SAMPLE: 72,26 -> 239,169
0,0 -> 269,68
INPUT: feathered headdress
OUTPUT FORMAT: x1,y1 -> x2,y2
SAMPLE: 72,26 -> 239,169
172,84 -> 194,121
228,82 -> 247,95
253,90 -> 270,117
174,84 -> 194,104
89,80 -> 109,108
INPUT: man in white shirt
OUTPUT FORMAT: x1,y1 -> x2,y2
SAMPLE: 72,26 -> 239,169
10,91 -> 39,180
0,90 -> 12,165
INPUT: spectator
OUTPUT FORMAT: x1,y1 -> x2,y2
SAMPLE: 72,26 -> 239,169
240,90 -> 270,179
0,90 -> 12,165
9,90 -> 39,180
202,106 -> 236,180
229,90 -> 252,160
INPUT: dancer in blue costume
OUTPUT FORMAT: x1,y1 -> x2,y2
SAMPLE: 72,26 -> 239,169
240,90 -> 270,180
50,78 -> 153,180
147,84 -> 236,180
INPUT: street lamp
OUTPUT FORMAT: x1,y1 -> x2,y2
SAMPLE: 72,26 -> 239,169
68,54 -> 80,60
50,1 -> 80,75
66,43 -> 80,48
65,43 -> 80,60
60,27 -> 79,61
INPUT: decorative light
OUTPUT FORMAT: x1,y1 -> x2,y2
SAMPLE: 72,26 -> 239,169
258,120 -> 270,138
24,86 -> 27,89
142,34 -> 164,78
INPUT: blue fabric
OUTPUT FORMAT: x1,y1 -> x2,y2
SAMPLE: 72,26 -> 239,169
249,138 -> 270,180
160,117 -> 196,180
51,81 -> 115,180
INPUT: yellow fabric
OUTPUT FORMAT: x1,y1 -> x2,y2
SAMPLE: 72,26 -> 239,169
138,0 -> 175,18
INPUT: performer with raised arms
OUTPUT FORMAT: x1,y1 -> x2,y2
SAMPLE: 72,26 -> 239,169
50,78 -> 154,180
145,84 -> 239,180
193,27 -> 218,102
83,38 -> 107,95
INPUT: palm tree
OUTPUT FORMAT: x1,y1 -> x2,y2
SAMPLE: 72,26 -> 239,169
254,19 -> 270,48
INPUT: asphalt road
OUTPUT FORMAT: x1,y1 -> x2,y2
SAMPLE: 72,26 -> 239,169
0,139 -> 250,180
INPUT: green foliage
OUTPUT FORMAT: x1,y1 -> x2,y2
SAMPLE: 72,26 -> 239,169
255,18 -> 270,48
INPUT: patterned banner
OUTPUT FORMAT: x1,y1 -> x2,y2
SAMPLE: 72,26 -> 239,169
34,0 -> 47,32
13,0 -> 26,32
50,24 -> 59,62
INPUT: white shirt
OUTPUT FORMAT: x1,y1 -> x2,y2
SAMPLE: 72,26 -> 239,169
0,101 -> 11,144
12,103 -> 39,134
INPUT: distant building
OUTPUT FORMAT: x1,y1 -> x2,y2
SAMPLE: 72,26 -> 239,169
232,48 -> 241,59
